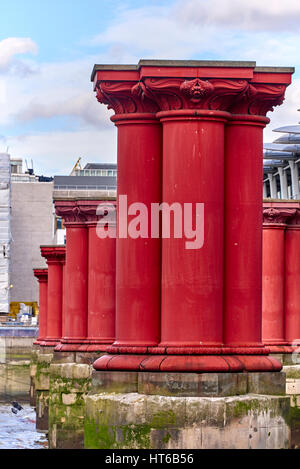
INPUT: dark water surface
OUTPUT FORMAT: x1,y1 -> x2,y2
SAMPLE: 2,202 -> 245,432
0,403 -> 48,449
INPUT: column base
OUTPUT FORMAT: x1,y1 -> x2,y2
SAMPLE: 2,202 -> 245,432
55,342 -> 110,352
266,344 -> 295,354
37,339 -> 60,347
93,354 -> 282,373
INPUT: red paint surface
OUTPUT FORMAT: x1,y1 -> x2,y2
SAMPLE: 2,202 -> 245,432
224,116 -> 268,349
33,269 -> 48,345
87,224 -> 116,344
262,226 -> 286,345
63,226 -> 88,343
285,226 -> 300,344
112,114 -> 162,348
159,110 -> 228,348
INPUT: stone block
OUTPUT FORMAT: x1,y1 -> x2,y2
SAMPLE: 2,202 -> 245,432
75,352 -> 101,364
286,379 -> 300,395
73,364 -> 92,380
138,372 -> 247,397
90,370 -> 138,394
247,372 -> 286,395
52,351 -> 76,363
37,353 -> 53,364
84,392 -> 291,449
283,365 -> 300,380
62,393 -> 78,406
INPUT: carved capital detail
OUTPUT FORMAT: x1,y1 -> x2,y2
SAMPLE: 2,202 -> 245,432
55,200 -> 116,224
140,78 -> 251,112
263,208 -> 297,224
95,81 -> 158,115
288,208 -> 300,226
230,84 -> 287,116
40,246 -> 66,264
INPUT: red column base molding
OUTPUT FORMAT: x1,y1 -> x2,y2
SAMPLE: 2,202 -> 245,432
93,354 -> 282,372
54,342 -> 111,353
35,339 -> 61,347
265,344 -> 297,354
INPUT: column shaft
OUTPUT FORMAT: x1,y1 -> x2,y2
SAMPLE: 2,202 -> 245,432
285,221 -> 300,344
63,225 -> 88,345
111,114 -> 162,350
224,116 -> 268,350
87,222 -> 116,349
262,225 -> 286,345
159,110 -> 227,350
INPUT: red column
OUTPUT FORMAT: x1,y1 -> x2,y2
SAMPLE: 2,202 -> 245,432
112,114 -> 161,351
40,246 -> 65,346
262,208 -> 295,351
92,61 -> 293,373
33,269 -> 48,346
53,206 -> 88,351
55,199 -> 117,352
158,110 -> 228,351
86,202 -> 116,351
62,255 -> 66,339
285,210 -> 300,344
223,115 -> 267,349
91,78 -> 162,355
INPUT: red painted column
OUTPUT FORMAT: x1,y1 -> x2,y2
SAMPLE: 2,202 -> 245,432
33,269 -> 48,346
53,205 -> 88,351
86,202 -> 116,351
55,199 -> 117,352
158,110 -> 228,351
285,210 -> 300,345
223,115 -> 268,350
262,208 -> 295,351
40,246 -> 65,346
60,250 -> 66,344
112,114 -> 161,351
92,78 -> 162,354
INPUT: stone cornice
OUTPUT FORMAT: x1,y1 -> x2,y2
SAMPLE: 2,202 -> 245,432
55,199 -> 117,225
33,268 -> 48,282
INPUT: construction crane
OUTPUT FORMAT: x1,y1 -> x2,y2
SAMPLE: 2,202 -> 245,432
70,157 -> 82,175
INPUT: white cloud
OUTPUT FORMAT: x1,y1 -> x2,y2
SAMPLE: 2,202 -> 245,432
0,37 -> 37,71
5,128 -> 117,176
175,0 -> 300,32
1,2 -> 300,176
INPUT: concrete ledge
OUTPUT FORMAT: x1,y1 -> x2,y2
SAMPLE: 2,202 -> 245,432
84,393 -> 291,449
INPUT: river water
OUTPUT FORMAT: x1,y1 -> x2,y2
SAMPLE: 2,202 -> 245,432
0,403 -> 48,449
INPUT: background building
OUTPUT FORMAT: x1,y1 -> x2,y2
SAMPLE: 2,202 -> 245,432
263,121 -> 300,200
10,159 -> 54,305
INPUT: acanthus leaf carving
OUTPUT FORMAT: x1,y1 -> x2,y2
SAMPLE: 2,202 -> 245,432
142,78 -> 251,112
95,80 -> 158,115
230,84 -> 287,116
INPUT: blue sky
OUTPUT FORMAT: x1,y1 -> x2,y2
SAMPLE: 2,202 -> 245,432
1,0 -> 300,175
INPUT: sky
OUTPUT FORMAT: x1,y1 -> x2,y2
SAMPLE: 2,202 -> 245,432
1,0 -> 300,176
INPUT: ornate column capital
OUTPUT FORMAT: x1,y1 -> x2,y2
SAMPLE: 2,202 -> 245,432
40,246 -> 66,264
92,62 -> 293,117
263,208 -> 297,225
55,199 -> 116,226
33,268 -> 48,283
